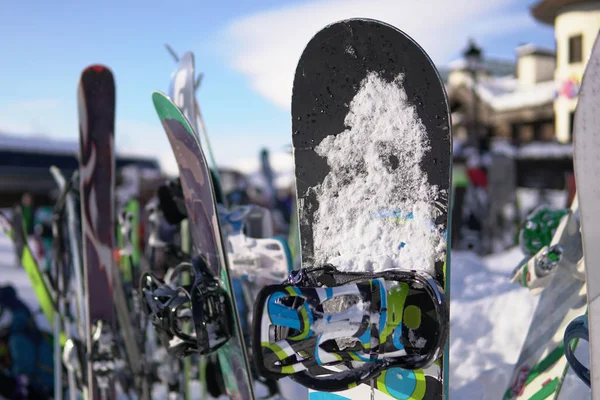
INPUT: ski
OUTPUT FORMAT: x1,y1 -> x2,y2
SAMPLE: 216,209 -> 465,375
0,208 -> 59,340
78,64 -> 119,400
50,166 -> 87,400
166,45 -> 227,207
151,91 -> 255,399
252,18 -> 451,399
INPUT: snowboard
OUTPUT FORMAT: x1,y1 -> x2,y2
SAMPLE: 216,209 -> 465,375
255,18 -> 451,399
573,31 -> 600,395
504,197 -> 587,399
151,91 -> 255,400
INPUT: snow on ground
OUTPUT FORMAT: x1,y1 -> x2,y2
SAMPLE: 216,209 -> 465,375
449,247 -> 536,398
0,228 -> 590,398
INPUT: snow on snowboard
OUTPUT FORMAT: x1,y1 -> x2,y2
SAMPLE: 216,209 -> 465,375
252,19 -> 451,399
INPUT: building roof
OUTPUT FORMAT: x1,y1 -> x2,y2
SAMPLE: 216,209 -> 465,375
515,43 -> 556,58
0,131 -> 160,167
476,78 -> 557,111
532,0 -> 593,25
445,58 -> 515,77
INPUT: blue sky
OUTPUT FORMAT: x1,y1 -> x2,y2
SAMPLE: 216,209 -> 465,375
0,0 -> 554,174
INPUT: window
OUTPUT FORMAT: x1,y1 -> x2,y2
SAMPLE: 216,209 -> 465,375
519,124 -> 534,143
569,111 -> 576,141
569,35 -> 583,64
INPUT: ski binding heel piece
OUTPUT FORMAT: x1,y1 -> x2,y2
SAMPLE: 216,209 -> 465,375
251,266 -> 448,392
89,319 -> 119,391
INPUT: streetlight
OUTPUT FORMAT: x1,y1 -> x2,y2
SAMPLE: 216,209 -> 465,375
463,39 -> 483,151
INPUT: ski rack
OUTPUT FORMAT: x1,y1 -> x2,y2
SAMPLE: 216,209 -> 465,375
252,265 -> 448,392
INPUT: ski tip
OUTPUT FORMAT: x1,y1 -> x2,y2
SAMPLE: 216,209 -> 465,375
151,91 -> 170,110
82,64 -> 111,74
151,91 -> 189,128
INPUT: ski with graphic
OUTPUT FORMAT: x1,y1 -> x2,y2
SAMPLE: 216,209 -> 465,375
504,196 -> 587,399
151,91 -> 255,400
251,18 -> 451,399
78,65 -> 119,400
571,31 -> 600,393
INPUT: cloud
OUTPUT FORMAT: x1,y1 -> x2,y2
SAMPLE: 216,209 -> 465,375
222,0 -> 536,110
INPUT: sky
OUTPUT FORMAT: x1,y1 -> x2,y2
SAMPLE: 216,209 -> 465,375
0,0 -> 555,175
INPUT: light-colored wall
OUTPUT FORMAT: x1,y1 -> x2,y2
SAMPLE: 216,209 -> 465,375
554,1 -> 600,142
517,54 -> 555,85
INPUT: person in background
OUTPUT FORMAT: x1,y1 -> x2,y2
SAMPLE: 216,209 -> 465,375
20,193 -> 34,236
0,285 -> 54,399
32,206 -> 54,273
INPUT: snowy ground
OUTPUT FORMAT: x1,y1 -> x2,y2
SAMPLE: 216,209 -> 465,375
449,249 -> 590,399
0,225 -> 591,399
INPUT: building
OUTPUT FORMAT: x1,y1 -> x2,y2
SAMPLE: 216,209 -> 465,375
532,0 -> 600,142
446,0 -> 600,148
0,132 -> 161,207
446,47 -> 557,146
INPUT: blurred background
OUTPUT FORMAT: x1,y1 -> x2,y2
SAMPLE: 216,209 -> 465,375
0,0 -> 598,399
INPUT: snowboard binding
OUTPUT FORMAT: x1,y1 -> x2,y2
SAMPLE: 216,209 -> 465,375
156,177 -> 187,226
564,314 -> 591,388
519,205 -> 569,257
140,255 -> 233,357
251,265 -> 448,392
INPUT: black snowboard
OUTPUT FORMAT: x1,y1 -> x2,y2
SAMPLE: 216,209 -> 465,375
292,19 -> 451,399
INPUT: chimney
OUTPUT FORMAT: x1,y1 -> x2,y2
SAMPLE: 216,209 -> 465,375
516,43 -> 556,85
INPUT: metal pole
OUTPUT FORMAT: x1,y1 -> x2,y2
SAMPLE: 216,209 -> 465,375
471,68 -> 479,152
